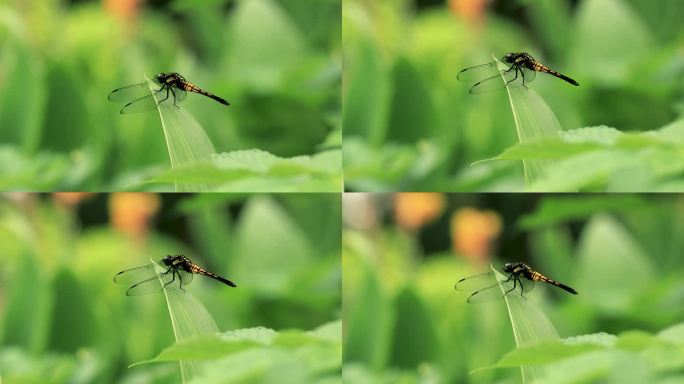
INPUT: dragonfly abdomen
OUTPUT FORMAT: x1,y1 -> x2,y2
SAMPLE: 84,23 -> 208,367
533,63 -> 579,86
184,83 -> 230,106
190,264 -> 237,287
530,271 -> 578,294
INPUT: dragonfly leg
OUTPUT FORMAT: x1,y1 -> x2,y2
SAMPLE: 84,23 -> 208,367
505,67 -> 520,86
177,270 -> 186,292
171,88 -> 180,109
162,267 -> 176,288
520,69 -> 529,89
517,277 -> 528,300
504,275 -> 518,295
157,86 -> 171,105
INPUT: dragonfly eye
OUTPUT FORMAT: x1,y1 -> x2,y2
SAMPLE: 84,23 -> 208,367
503,263 -> 513,272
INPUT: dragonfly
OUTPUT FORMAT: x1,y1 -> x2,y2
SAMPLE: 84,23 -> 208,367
457,52 -> 579,94
113,255 -> 236,296
454,262 -> 578,303
108,72 -> 230,114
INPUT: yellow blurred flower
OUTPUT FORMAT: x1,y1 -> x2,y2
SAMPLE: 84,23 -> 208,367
394,193 -> 446,231
450,207 -> 502,263
109,193 -> 160,239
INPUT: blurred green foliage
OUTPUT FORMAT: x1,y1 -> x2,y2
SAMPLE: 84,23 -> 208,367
0,0 -> 341,191
343,193 -> 684,383
343,0 -> 684,191
0,193 -> 341,383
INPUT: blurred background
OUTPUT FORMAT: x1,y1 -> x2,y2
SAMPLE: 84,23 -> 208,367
0,193 -> 341,383
0,0 -> 341,190
343,0 -> 684,191
343,193 -> 684,383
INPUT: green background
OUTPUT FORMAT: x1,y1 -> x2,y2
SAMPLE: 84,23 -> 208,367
0,0 -> 340,190
343,0 -> 684,191
0,193 -> 341,383
343,193 -> 684,383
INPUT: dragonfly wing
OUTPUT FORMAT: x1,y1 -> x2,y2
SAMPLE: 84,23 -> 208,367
468,73 -> 509,93
499,66 -> 537,90
454,271 -> 496,291
125,274 -> 166,296
108,83 -> 151,102
113,264 -> 157,285
118,94 -> 161,114
174,88 -> 187,102
456,61 -> 501,82
466,282 -> 508,303
124,268 -> 193,296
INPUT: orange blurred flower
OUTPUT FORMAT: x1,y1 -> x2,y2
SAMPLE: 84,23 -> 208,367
450,207 -> 502,263
103,0 -> 141,23
449,0 -> 487,23
394,193 -> 446,232
53,192 -> 95,207
109,193 -> 160,240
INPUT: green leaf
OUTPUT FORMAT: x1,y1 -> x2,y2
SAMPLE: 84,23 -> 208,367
576,215 -> 655,313
133,321 -> 341,384
154,259 -> 221,382
497,57 -> 564,186
146,76 -> 217,193
1,252 -> 51,353
226,0 -> 306,89
232,196 -> 315,294
494,340 -> 601,367
343,270 -> 393,369
517,195 -> 646,230
572,0 -> 654,84
148,149 -> 342,192
387,286 -> 439,368
491,266 -> 561,383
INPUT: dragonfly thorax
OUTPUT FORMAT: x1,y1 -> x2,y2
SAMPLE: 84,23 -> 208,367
503,262 -> 528,274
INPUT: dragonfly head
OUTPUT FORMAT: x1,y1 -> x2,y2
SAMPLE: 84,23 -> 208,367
503,263 -> 515,273
154,73 -> 172,84
502,53 -> 516,63
161,255 -> 175,266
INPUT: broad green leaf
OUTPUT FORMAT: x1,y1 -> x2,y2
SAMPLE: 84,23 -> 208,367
658,322 -> 684,343
232,196 -> 315,294
517,195 -> 646,230
147,149 -> 342,192
0,146 -> 92,190
387,286 -> 439,368
47,269 -> 97,353
572,0 -> 653,84
146,76 -> 217,193
489,266 -> 561,383
343,269 -> 393,369
496,57 -> 564,186
494,340 -> 601,367
146,258 -> 221,382
576,215 -> 655,314
1,251 -> 51,353
226,0 -> 306,89
134,322 -> 341,384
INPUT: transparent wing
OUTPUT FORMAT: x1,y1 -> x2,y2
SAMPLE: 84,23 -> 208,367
118,93 -> 161,114
114,261 -> 194,296
108,82 -> 152,102
173,87 -> 187,102
455,272 -> 535,303
466,65 -> 537,94
124,270 -> 193,296
113,263 -> 157,285
456,61 -> 500,82
455,271 -> 496,291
